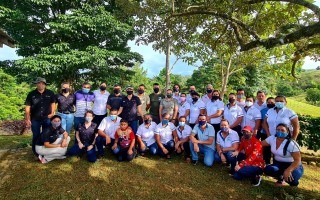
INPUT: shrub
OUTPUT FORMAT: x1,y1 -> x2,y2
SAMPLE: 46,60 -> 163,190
297,114 -> 320,151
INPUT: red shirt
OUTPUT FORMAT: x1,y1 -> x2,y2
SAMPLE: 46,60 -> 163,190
238,137 -> 265,169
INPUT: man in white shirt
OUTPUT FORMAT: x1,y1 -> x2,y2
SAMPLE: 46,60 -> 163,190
201,84 -> 214,105
172,84 -> 181,103
136,114 -> 158,156
96,109 -> 121,158
186,85 -> 196,104
189,92 -> 205,129
236,88 -> 246,108
254,90 -> 267,111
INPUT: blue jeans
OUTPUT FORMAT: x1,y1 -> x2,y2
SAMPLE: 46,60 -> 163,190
67,143 -> 96,163
233,166 -> 263,180
158,140 -> 175,156
31,118 -> 51,155
96,136 -> 115,156
57,112 -> 74,134
113,146 -> 135,162
264,161 -> 304,186
189,142 -> 215,167
129,120 -> 138,134
139,141 -> 158,155
214,151 -> 237,173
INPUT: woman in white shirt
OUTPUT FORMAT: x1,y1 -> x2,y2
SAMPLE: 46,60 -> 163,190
178,93 -> 190,122
136,114 -> 158,156
242,96 -> 261,136
262,123 -> 304,186
205,90 -> 224,135
174,116 -> 192,161
189,92 -> 205,129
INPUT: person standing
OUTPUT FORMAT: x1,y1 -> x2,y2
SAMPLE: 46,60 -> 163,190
172,84 -> 181,103
223,93 -> 243,137
186,85 -> 196,104
107,84 -> 124,111
92,82 -> 110,126
137,84 -> 150,125
254,91 -> 267,111
201,84 -> 214,105
178,93 -> 190,122
159,89 -> 179,124
241,96 -> 261,136
236,88 -> 246,108
205,90 -> 224,134
189,92 -> 205,129
55,82 -> 75,135
25,77 -> 56,156
149,83 -> 165,124
118,86 -> 143,134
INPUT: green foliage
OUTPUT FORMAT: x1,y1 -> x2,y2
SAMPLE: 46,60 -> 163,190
297,114 -> 320,152
306,88 -> 320,104
152,68 -> 188,93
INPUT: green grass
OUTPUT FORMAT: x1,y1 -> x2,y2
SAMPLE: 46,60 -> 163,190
286,98 -> 320,117
0,134 -> 31,149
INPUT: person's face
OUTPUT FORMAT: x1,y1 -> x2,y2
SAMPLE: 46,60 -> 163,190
206,86 -> 213,90
153,85 -> 160,89
174,85 -> 179,91
144,115 -> 152,121
190,86 -> 196,91
139,86 -> 145,91
192,95 -> 199,99
267,98 -> 275,104
110,111 -> 117,116
163,114 -> 170,121
120,122 -> 128,129
166,90 -> 173,95
180,94 -> 186,98
257,92 -> 266,102
114,86 -> 121,91
100,83 -> 107,88
275,97 -> 286,104
85,113 -> 93,118
198,116 -> 206,122
52,118 -> 61,123
237,90 -> 245,97
61,83 -> 70,90
220,121 -> 229,129
276,125 -> 288,133
246,98 -> 254,103
179,117 -> 186,123
36,82 -> 46,90
229,94 -> 236,100
213,92 -> 219,97
83,84 -> 91,89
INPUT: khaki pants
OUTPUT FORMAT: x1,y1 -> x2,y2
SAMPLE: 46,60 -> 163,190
36,137 -> 70,162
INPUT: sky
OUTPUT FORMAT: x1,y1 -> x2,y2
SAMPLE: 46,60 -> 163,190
1,0 -> 320,78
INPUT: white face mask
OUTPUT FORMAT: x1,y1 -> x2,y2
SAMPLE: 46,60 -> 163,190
245,101 -> 253,107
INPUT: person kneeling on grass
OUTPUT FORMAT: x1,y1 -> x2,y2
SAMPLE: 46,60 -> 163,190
189,114 -> 215,167
175,116 -> 192,162
136,114 -> 158,156
215,119 -> 239,174
36,115 -> 70,164
67,110 -> 98,163
112,119 -> 136,162
231,125 -> 265,186
262,123 -> 304,186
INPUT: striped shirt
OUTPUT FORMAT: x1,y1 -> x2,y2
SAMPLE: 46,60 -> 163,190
74,90 -> 95,117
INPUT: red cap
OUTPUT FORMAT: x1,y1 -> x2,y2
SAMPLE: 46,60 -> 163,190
242,125 -> 253,132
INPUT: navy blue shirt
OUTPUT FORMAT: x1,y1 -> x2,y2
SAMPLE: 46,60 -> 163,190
56,93 -> 76,113
120,95 -> 142,121
107,94 -> 125,110
77,122 -> 97,144
36,126 -> 65,145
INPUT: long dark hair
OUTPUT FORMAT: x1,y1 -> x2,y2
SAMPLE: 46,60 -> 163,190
276,123 -> 297,156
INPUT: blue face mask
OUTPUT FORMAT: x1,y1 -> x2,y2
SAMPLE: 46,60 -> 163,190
82,88 -> 90,93
110,115 -> 117,121
221,127 -> 229,132
275,102 -> 285,109
162,119 -> 169,125
179,122 -> 185,127
199,120 -> 206,126
276,131 -> 288,138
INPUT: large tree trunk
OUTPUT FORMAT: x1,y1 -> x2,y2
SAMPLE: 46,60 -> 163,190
220,56 -> 232,99
165,30 -> 171,90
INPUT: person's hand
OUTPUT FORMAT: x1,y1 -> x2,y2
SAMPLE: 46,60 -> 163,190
170,119 -> 176,123
194,143 -> 199,153
87,145 -> 94,151
140,143 -> 146,151
128,148 -> 133,155
162,147 -> 169,155
106,136 -> 111,145
231,151 -> 239,157
283,169 -> 294,182
180,143 -> 185,151
111,143 -> 117,150
25,119 -> 31,128
78,142 -> 84,149
175,141 -> 180,150
61,139 -> 67,148
234,164 -> 241,172
221,154 -> 227,164
48,113 -> 54,119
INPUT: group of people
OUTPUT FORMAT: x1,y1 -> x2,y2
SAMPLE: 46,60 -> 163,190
25,77 -> 304,186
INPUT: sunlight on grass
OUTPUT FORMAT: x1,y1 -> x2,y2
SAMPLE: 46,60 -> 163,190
286,98 -> 320,117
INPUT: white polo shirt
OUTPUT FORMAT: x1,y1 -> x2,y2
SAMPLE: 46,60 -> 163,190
189,99 -> 205,124
155,122 -> 176,144
265,107 -> 298,136
241,106 -> 261,130
254,101 -> 267,111
265,135 -> 300,162
173,93 -> 181,104
223,104 -> 243,126
186,93 -> 193,104
98,116 -> 121,139
176,124 -> 192,140
179,101 -> 190,119
136,122 -> 157,146
206,100 -> 224,124
216,129 -> 239,148
92,90 -> 110,115
201,94 -> 211,105
236,100 -> 245,109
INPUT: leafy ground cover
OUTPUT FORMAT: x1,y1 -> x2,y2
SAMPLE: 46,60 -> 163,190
286,98 -> 320,117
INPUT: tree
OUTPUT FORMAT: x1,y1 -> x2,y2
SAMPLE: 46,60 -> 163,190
0,0 -> 142,87
306,88 -> 320,104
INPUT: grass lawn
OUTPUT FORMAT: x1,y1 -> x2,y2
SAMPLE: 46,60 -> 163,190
0,135 -> 320,200
286,98 -> 320,117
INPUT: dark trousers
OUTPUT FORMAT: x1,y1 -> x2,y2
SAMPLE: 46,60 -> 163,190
158,140 -> 175,156
67,143 -> 97,163
93,114 -> 106,126
137,116 -> 143,125
151,115 -> 160,124
96,136 -> 115,156
176,141 -> 191,158
214,151 -> 238,174
260,133 -> 271,164
31,118 -> 51,155
233,153 -> 263,180
231,125 -> 242,138
128,120 -> 138,134
113,146 -> 136,162
211,123 -> 221,144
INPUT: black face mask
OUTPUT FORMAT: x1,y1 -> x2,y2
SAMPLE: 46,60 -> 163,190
267,103 -> 275,108
127,91 -> 133,95
62,88 -> 70,93
138,89 -> 144,94
212,96 -> 219,101
192,97 -> 198,102
100,86 -> 106,91
167,94 -> 172,98
153,88 -> 160,93
189,90 -> 195,94
113,89 -> 120,94
206,89 -> 212,94
229,98 -> 235,104
144,119 -> 151,124
243,133 -> 252,140
173,88 -> 179,92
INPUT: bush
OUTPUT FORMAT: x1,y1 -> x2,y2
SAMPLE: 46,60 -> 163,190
297,114 -> 320,151
306,88 -> 320,104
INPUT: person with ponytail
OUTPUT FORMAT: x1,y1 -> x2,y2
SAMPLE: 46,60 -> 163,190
262,123 -> 304,186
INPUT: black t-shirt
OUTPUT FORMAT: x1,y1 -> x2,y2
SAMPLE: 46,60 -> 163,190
107,94 -> 125,110
36,126 -> 65,146
56,93 -> 76,113
120,95 -> 142,121
77,122 -> 98,144
25,89 -> 56,120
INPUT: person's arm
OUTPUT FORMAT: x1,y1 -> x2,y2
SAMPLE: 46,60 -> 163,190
75,131 -> 84,149
197,136 -> 214,145
117,107 -> 123,116
159,104 -> 163,121
222,142 -> 239,152
48,103 -> 56,119
112,131 -> 119,150
262,116 -> 271,137
44,141 -> 62,148
283,151 -> 301,182
172,101 -> 178,120
291,117 -> 300,140
261,139 -> 270,147
107,104 -> 112,110
25,105 -> 31,128
146,96 -> 151,111
128,131 -> 135,154
254,119 -> 261,135
230,116 -> 243,129
238,142 -> 262,168
184,109 -> 190,118
61,131 -> 69,147
87,133 -> 98,151
172,129 -> 179,144
136,135 -> 144,148
155,133 -> 167,153
137,105 -> 143,118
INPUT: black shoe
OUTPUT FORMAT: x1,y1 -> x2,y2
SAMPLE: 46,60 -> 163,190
192,160 -> 198,165
97,154 -> 104,159
251,175 -> 262,186
117,155 -> 123,162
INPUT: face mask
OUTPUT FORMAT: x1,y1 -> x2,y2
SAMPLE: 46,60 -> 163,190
229,98 -> 235,104
82,88 -> 90,93
179,122 -> 185,127
220,127 -> 229,132
100,86 -> 106,91
207,89 -> 212,94
189,90 -> 195,94
110,115 -> 117,121
126,91 -> 133,95
166,94 -> 172,98
212,96 -> 219,101
173,88 -> 179,92
245,101 -> 253,107
85,117 -> 93,123
62,88 -> 70,93
199,120 -> 206,126
237,94 -> 244,99
243,133 -> 252,139
162,119 -> 169,125
192,97 -> 198,102
113,89 -> 120,94
276,131 -> 288,138
51,121 -> 61,128
275,102 -> 285,109
267,103 -> 275,109
144,119 -> 151,124
138,89 -> 144,94
180,97 -> 186,102
153,88 -> 160,93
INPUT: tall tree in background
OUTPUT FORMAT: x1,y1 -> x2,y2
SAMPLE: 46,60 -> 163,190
0,0 -> 142,87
